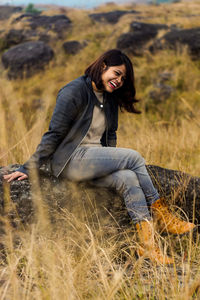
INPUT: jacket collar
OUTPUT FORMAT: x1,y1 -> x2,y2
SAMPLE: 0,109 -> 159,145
84,75 -> 110,103
84,75 -> 94,94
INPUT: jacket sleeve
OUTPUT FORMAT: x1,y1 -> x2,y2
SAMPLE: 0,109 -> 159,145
107,131 -> 117,147
16,84 -> 83,175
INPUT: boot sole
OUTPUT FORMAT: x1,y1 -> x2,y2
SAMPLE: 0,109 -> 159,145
136,250 -> 174,265
159,225 -> 197,236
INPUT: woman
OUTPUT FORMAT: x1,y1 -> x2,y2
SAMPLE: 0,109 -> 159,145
3,49 -> 195,264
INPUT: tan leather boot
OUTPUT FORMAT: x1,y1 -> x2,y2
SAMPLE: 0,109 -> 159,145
136,220 -> 174,265
151,198 -> 195,235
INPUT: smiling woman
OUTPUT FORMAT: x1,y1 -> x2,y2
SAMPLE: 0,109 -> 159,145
103,64 -> 125,90
85,49 -> 138,113
3,49 -> 195,265
101,64 -> 126,92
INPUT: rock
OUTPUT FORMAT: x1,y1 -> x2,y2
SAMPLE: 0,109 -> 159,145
158,71 -> 173,83
148,72 -> 174,102
0,29 -> 25,51
38,33 -> 51,43
149,38 -> 164,53
162,27 -> 200,59
0,5 -> 22,20
149,83 -> 174,103
1,41 -> 54,79
117,21 -> 168,55
130,21 -> 168,33
89,10 -> 140,24
0,13 -> 70,51
147,165 -> 200,222
0,164 -> 199,229
0,29 -> 52,51
117,32 -> 151,56
13,14 -> 72,38
63,40 -> 85,55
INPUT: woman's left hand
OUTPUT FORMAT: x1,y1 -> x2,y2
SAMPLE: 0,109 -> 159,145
3,171 -> 28,183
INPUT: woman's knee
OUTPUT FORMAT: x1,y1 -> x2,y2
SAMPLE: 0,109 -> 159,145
112,169 -> 140,190
128,149 -> 145,166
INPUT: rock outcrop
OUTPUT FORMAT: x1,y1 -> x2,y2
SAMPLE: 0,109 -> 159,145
117,21 -> 168,55
13,14 -> 72,37
0,164 -> 199,229
1,41 -> 54,79
0,14 -> 72,51
0,29 -> 52,51
89,10 -> 140,24
0,5 -> 22,20
0,29 -> 26,51
163,27 -> 200,59
117,21 -> 200,59
150,27 -> 200,59
63,40 -> 86,55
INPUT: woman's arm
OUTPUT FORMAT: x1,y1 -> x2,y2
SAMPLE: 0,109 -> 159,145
4,82 -> 84,182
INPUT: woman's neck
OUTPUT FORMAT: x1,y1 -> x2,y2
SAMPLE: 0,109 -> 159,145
92,81 -> 103,93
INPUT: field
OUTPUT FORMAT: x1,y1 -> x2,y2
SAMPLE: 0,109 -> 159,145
0,0 -> 200,299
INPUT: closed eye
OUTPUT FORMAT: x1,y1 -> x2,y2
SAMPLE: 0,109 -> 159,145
115,71 -> 126,80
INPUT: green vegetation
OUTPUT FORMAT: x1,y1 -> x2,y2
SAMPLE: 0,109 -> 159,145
24,3 -> 41,14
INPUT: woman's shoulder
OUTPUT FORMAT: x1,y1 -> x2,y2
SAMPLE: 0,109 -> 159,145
58,75 -> 88,95
55,75 -> 91,108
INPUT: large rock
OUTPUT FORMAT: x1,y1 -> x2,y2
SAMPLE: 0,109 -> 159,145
89,10 -> 140,24
0,164 -> 199,229
150,27 -> 200,59
117,21 -> 168,55
63,40 -> 86,55
13,14 -> 72,38
1,41 -> 54,79
0,29 -> 52,51
130,22 -> 168,33
163,27 -> 200,59
0,29 -> 26,51
0,14 -> 71,51
0,5 -> 22,20
117,32 -> 150,55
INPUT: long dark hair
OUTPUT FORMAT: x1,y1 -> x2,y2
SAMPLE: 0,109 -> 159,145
85,49 -> 140,114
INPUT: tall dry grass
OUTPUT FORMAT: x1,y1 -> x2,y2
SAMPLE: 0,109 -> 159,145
0,1 -> 200,299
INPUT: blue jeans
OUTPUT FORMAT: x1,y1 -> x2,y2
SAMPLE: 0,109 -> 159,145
60,146 -> 160,223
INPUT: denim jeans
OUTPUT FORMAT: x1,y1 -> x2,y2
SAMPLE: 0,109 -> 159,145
60,146 -> 160,223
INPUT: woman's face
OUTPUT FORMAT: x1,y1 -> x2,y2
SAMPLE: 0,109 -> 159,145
101,64 -> 126,93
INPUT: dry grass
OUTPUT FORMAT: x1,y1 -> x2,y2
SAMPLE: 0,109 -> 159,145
0,193 -> 200,300
0,0 -> 200,299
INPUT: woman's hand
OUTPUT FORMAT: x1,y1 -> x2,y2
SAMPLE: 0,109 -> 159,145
3,171 -> 28,183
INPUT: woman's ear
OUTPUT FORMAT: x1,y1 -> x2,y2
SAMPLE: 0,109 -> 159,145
102,62 -> 107,71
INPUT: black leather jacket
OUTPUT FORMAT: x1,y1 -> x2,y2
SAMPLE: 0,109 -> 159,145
17,75 -> 118,178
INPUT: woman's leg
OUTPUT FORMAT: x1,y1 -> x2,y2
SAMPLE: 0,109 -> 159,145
61,146 -> 175,264
61,146 -> 159,206
90,169 -> 151,224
